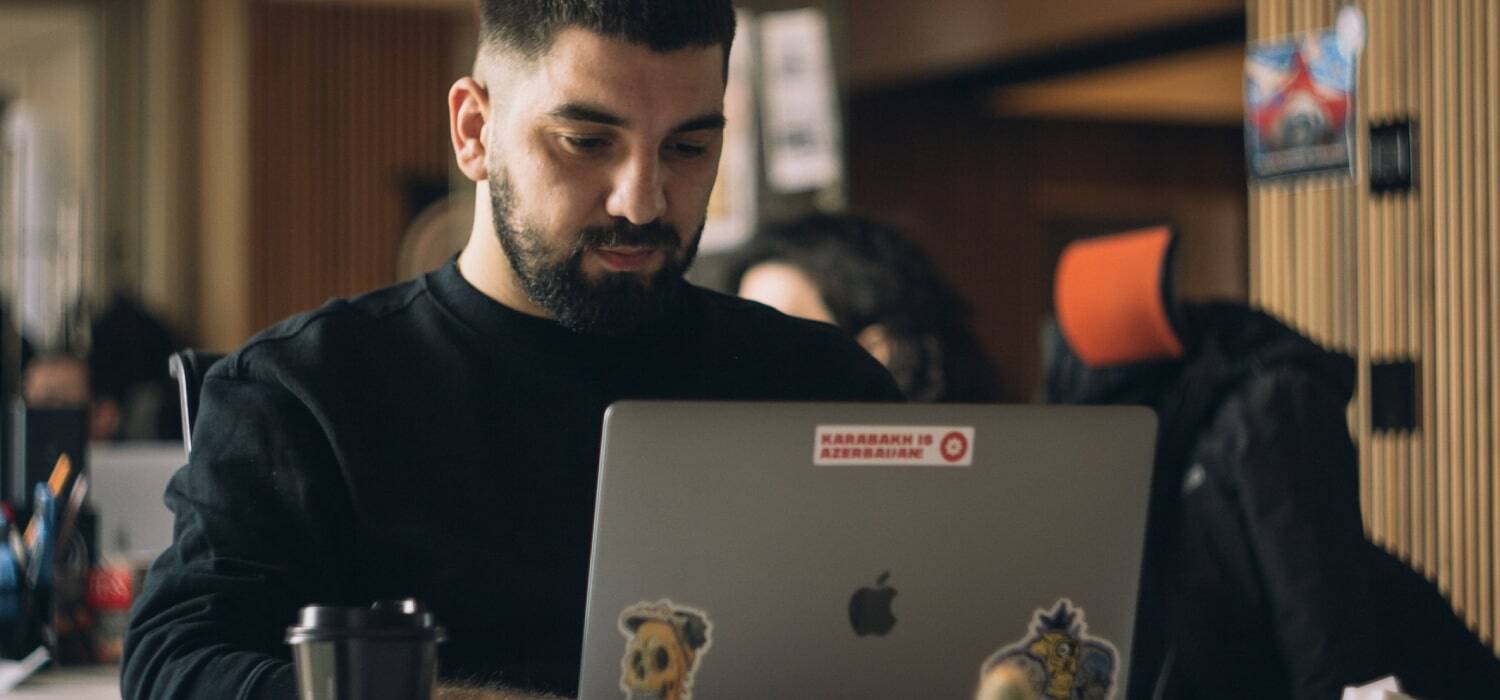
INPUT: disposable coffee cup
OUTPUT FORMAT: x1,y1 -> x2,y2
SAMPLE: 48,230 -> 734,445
286,599 -> 446,700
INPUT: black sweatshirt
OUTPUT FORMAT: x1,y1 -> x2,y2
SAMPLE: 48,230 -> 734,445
122,262 -> 901,699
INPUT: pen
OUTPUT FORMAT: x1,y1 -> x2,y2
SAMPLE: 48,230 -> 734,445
24,485 -> 55,589
23,455 -> 72,550
54,475 -> 88,565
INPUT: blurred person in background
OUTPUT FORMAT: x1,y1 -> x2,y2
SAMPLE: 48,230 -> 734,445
18,295 -> 181,443
731,213 -> 1002,402
1046,236 -> 1500,698
22,354 -> 118,440
86,295 -> 181,442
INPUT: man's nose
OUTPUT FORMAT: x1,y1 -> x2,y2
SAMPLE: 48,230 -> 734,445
605,152 -> 667,225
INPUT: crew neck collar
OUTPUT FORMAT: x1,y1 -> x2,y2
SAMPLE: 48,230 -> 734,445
424,259 -> 700,358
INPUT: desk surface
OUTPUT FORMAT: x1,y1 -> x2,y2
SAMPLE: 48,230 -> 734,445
7,665 -> 120,699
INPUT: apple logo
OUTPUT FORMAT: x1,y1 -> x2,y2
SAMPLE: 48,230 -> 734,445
848,571 -> 898,636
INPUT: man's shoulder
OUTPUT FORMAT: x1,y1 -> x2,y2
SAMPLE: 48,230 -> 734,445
687,286 -> 902,401
213,276 -> 432,382
691,285 -> 852,351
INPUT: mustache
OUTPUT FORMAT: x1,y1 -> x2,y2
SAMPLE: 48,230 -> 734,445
577,220 -> 680,251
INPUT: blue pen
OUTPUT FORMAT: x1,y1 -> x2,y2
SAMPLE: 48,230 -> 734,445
25,485 -> 56,590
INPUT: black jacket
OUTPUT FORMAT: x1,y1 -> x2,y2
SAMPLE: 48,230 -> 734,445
1047,302 -> 1500,699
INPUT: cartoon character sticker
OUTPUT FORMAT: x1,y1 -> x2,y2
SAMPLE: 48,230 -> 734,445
618,600 -> 712,700
980,599 -> 1118,700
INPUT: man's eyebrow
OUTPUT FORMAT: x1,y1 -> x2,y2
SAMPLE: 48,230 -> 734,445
546,103 -> 726,134
547,103 -> 627,127
672,113 -> 727,134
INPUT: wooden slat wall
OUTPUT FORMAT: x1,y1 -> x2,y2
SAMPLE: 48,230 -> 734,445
249,1 -> 455,330
1249,0 -> 1499,649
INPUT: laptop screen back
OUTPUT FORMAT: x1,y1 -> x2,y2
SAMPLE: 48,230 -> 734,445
580,401 -> 1156,699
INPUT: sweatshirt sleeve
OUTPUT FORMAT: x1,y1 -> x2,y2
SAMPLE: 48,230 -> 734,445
122,370 -> 355,700
1218,370 -> 1380,699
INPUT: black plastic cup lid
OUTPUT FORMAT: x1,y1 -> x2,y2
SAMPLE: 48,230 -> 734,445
286,599 -> 447,644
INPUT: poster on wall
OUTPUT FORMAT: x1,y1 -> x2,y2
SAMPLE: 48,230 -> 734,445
700,10 -> 759,253
1244,7 -> 1366,181
758,7 -> 842,194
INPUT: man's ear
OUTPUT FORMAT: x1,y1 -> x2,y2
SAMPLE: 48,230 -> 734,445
856,323 -> 894,368
449,76 -> 491,182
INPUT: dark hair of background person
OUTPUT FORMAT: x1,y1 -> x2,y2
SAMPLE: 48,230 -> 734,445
87,295 -> 182,440
477,0 -> 737,67
728,213 -> 1003,402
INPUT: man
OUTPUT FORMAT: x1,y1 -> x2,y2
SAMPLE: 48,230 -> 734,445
121,2 -> 900,698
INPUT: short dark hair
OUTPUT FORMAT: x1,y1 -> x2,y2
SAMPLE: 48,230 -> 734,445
478,0 -> 736,65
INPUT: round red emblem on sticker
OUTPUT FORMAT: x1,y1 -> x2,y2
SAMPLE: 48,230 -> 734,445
939,431 -> 969,463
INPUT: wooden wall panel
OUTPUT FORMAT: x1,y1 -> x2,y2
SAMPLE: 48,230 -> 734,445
846,96 -> 1249,400
249,2 -> 455,331
1489,0 -> 1500,642
1250,0 -> 1500,648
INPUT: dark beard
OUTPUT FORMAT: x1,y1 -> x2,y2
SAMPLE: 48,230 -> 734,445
489,174 -> 701,334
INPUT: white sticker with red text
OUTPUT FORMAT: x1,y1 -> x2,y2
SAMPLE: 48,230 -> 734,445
814,425 -> 975,467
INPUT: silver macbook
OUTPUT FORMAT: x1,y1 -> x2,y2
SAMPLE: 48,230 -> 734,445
579,402 -> 1156,699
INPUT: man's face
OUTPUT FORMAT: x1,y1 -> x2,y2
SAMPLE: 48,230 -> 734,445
486,28 -> 726,333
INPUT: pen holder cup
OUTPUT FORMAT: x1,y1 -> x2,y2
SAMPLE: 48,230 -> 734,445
0,527 -> 92,662
0,545 -> 46,660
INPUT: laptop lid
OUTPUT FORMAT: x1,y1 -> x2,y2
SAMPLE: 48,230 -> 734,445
580,401 -> 1156,699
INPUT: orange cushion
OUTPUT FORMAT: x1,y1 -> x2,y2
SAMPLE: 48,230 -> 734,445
1054,226 -> 1184,367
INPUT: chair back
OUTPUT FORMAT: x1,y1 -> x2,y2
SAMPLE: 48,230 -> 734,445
167,350 -> 225,455
1054,226 -> 1184,368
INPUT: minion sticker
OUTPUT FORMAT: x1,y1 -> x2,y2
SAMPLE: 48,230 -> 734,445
980,599 -> 1117,700
618,599 -> 712,700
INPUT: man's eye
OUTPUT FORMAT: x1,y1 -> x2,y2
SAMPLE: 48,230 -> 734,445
666,141 -> 708,158
560,135 -> 609,153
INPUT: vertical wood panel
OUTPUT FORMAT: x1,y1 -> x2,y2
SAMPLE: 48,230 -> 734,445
1362,0 -> 1374,530
1420,0 -> 1439,582
1388,0 -> 1406,557
1373,0 -> 1390,541
1407,0 -> 1426,572
1385,0 -> 1397,544
1253,0 -> 1499,649
1458,0 -> 1470,614
1478,0 -> 1493,638
1489,0 -> 1500,644
1396,0 -> 1410,566
1460,0 -> 1479,625
1399,0 -> 1419,564
1363,0 -> 1377,533
1441,0 -> 1458,599
249,2 -> 456,330
1380,0 -> 1399,553
1362,0 -> 1374,542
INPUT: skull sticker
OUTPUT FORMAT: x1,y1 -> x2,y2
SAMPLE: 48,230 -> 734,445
980,598 -> 1117,700
618,599 -> 712,700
